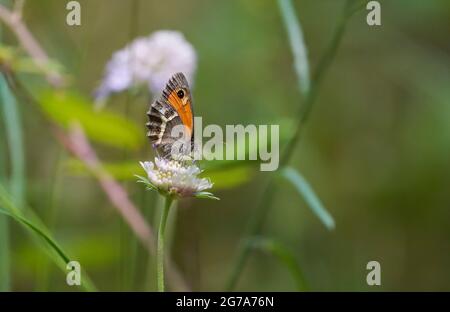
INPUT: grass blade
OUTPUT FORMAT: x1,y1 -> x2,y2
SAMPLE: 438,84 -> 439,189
0,74 -> 25,205
0,208 -> 69,263
0,73 -> 26,290
281,167 -> 335,230
0,184 -> 97,291
277,0 -> 310,96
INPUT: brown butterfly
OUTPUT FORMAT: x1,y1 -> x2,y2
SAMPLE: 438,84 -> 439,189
146,72 -> 194,159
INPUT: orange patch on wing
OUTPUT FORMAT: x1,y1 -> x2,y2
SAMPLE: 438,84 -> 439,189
167,90 -> 193,137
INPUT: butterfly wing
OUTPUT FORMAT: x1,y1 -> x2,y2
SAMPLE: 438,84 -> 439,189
146,73 -> 194,158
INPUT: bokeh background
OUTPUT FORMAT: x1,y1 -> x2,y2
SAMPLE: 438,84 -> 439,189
0,0 -> 449,291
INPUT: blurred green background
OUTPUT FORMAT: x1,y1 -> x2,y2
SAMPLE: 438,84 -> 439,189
0,0 -> 449,291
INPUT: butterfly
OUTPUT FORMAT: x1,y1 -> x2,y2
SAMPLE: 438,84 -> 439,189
146,72 -> 194,159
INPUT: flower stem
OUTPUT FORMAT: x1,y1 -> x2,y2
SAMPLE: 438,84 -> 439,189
157,196 -> 173,292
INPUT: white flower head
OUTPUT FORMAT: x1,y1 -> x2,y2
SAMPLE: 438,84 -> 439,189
95,30 -> 197,103
138,158 -> 217,199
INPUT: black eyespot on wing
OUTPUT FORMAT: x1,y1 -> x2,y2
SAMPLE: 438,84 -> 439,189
177,89 -> 185,99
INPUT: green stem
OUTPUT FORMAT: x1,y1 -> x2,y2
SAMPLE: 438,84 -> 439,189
157,196 -> 173,292
226,0 -> 359,291
144,191 -> 158,290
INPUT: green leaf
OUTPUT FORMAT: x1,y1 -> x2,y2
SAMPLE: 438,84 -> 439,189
194,192 -> 220,201
38,90 -> 143,150
281,167 -> 335,230
134,174 -> 157,191
0,184 -> 97,291
247,237 -> 308,291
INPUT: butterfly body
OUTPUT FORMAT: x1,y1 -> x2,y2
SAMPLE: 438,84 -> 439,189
146,73 -> 194,158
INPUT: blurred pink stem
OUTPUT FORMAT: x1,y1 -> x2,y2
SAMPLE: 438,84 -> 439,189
64,124 -> 153,248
